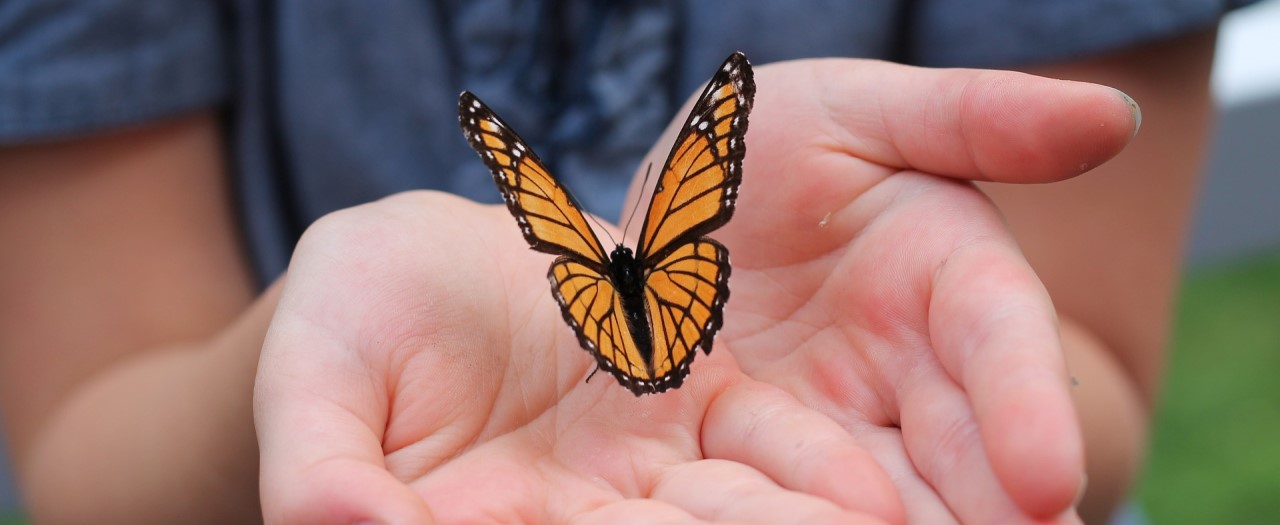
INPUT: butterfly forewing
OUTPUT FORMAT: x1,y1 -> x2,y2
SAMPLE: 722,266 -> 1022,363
458,92 -> 609,266
637,52 -> 754,262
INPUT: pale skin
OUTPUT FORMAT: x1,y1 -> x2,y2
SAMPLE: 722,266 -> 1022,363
0,30 -> 1213,524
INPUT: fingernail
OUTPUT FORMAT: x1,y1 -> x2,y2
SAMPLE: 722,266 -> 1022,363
1114,88 -> 1141,140
1072,471 -> 1089,508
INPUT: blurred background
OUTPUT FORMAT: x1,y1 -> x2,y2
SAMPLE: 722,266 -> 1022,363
1133,0 -> 1280,522
1,1 -> 1278,523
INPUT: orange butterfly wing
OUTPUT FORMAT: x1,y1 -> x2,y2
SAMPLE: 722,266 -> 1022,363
458,92 -> 608,265
641,239 -> 731,392
548,258 -> 652,388
636,52 -> 754,262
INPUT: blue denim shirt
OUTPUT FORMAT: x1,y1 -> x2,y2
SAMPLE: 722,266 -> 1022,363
0,0 -> 1258,284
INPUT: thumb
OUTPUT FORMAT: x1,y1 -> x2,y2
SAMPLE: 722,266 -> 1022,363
753,59 -> 1140,183
255,314 -> 433,524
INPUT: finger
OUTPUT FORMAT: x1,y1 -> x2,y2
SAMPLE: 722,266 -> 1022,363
700,382 -> 905,524
927,239 -> 1084,517
751,59 -> 1140,183
845,422 -> 959,524
256,314 -> 432,525
654,459 -> 888,525
899,365 -> 1082,525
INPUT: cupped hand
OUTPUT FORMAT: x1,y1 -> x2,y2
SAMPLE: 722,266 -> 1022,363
625,59 -> 1136,524
255,191 -> 905,524
255,57 -> 1138,525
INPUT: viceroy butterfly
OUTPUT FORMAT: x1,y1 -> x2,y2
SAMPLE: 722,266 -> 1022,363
458,52 -> 754,396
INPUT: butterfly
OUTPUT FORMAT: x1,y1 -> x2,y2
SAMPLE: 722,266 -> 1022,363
457,52 -> 754,396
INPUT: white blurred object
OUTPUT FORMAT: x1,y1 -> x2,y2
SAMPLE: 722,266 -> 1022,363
1212,0 -> 1280,107
1190,0 -> 1280,267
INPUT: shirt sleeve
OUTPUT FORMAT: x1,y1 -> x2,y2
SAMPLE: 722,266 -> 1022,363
0,0 -> 229,143
907,0 -> 1263,68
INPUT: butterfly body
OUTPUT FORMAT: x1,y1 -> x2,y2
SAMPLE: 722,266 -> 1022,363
459,52 -> 754,396
604,245 -> 655,367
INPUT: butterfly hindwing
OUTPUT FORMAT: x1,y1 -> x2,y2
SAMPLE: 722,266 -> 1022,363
458,92 -> 609,265
643,238 -> 731,388
637,52 -> 754,262
548,257 -> 655,394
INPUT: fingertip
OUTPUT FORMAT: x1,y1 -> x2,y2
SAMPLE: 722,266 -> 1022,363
985,378 -> 1085,517
964,72 -> 1138,183
1065,81 -> 1142,175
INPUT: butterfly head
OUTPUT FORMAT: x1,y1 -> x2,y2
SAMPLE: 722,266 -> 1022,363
607,245 -> 645,294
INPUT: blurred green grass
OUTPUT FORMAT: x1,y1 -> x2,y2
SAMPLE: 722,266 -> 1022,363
1137,250 -> 1280,523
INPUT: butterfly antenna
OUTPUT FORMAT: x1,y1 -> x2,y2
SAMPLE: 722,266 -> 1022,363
585,204 -> 619,247
622,162 -> 653,241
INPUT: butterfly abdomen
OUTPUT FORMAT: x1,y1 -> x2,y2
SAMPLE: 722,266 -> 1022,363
607,245 -> 655,368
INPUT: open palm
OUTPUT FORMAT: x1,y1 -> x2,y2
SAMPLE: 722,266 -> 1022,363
255,192 -> 899,525
255,58 -> 1137,524
662,59 -> 1137,524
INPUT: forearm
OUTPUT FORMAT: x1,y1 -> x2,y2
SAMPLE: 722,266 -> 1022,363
0,112 -> 269,522
21,283 -> 279,523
